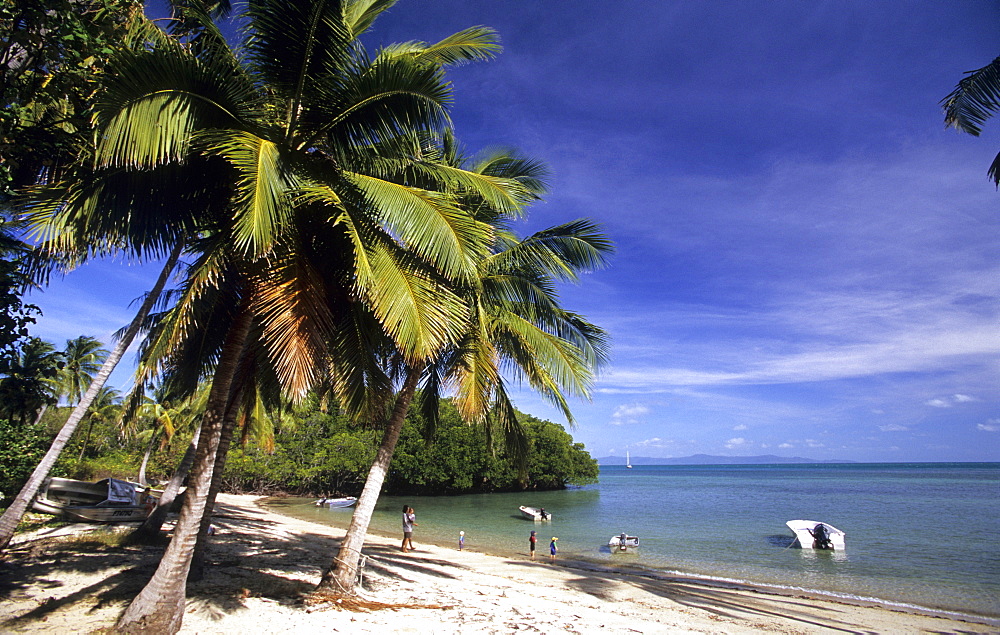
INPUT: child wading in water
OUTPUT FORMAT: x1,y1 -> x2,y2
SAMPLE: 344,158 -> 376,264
529,530 -> 537,560
549,536 -> 558,561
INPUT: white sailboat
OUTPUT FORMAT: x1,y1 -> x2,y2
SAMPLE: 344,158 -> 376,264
626,450 -> 632,469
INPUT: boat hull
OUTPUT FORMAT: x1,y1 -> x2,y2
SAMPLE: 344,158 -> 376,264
519,506 -> 552,521
32,477 -> 153,523
315,497 -> 357,508
608,535 -> 640,551
786,519 -> 846,550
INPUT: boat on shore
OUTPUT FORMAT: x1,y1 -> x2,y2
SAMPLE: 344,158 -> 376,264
608,533 -> 639,551
786,520 -> 846,550
519,505 -> 552,521
314,496 -> 357,508
32,477 -> 153,523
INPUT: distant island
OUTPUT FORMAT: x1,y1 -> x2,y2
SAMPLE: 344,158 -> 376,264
597,454 -> 854,466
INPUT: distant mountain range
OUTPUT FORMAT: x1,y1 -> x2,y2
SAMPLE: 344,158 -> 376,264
597,454 -> 854,465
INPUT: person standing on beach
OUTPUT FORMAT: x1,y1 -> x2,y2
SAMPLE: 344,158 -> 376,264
529,530 -> 537,560
401,506 -> 417,552
459,531 -> 465,550
549,536 -> 558,561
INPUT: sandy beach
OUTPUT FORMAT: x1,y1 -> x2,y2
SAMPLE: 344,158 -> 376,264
0,493 -> 993,634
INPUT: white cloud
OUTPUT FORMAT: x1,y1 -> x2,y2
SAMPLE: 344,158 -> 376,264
925,398 -> 951,408
733,424 -> 748,431
805,439 -> 825,448
724,437 -> 748,449
778,442 -> 793,449
610,403 -> 650,425
879,424 -> 909,432
977,420 -> 1000,433
634,437 -> 669,448
953,394 -> 976,403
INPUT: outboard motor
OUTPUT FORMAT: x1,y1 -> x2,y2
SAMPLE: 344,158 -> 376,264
812,523 -> 833,550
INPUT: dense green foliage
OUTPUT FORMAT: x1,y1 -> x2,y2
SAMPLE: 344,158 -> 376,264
0,0 -> 143,195
0,418 -> 48,494
224,399 -> 597,496
0,394 -> 597,499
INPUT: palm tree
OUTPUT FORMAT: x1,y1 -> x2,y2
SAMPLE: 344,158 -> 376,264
941,55 -> 1000,185
0,337 -> 63,426
320,143 -> 612,592
17,1 -> 511,629
58,336 -> 108,405
75,385 -> 121,461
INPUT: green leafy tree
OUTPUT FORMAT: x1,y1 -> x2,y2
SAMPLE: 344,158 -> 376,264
0,417 -> 48,496
0,0 -> 145,195
941,55 -> 1000,186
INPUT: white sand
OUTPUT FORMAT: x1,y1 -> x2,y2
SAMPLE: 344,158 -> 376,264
1,494 -> 994,634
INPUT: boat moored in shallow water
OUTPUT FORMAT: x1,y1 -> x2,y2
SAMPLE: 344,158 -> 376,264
786,520 -> 846,550
608,533 -> 639,551
519,505 -> 552,521
314,496 -> 357,508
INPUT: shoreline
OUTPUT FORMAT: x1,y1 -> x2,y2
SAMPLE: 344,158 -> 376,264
1,493 -> 995,633
265,496 -> 999,627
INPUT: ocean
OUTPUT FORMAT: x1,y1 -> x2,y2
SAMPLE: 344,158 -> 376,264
264,462 -> 1000,622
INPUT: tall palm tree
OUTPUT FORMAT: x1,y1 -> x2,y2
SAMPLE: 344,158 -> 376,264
941,55 -> 1000,185
58,335 -> 108,405
320,143 -> 612,592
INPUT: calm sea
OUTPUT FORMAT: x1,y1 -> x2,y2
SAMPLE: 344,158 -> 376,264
265,462 -> 1000,622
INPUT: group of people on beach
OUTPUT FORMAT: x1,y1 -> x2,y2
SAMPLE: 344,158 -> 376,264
529,530 -> 558,561
401,506 -> 558,561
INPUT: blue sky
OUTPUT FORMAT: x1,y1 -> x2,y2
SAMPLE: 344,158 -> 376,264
26,2 -> 999,463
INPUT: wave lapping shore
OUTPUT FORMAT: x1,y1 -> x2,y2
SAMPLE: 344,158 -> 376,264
0,494 -> 993,634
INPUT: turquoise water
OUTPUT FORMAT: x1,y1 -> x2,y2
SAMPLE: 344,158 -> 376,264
265,462 -> 1000,621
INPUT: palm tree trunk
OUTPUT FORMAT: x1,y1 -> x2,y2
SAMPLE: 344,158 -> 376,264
128,425 -> 200,544
77,416 -> 96,462
318,363 -> 422,593
115,307 -> 252,634
0,244 -> 182,551
188,383 -> 243,581
136,427 -> 160,487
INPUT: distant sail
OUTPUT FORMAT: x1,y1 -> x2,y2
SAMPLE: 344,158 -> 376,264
626,450 -> 632,469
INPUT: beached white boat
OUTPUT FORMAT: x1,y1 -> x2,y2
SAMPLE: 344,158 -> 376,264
314,496 -> 357,508
786,520 -> 846,550
608,533 -> 639,551
33,477 -> 152,523
519,505 -> 552,521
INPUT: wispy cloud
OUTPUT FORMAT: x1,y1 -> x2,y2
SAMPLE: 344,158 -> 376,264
977,420 -> 1000,433
609,403 -> 650,425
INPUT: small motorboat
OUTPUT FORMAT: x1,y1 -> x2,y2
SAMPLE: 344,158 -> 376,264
519,505 -> 552,521
33,477 -> 153,523
786,520 -> 846,550
314,496 -> 357,508
608,533 -> 639,551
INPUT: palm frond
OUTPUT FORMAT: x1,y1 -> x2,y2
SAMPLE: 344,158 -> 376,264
379,26 -> 501,68
942,56 -> 1000,136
